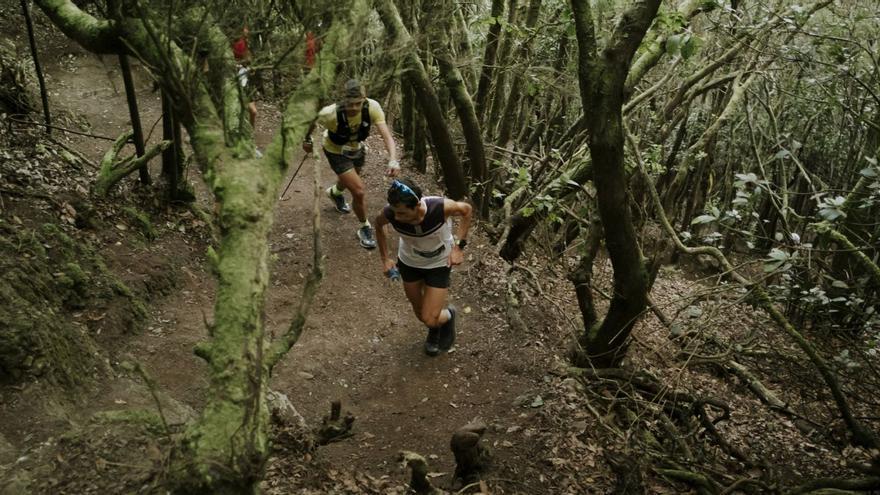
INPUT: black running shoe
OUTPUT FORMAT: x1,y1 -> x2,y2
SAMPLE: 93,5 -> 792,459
424,327 -> 440,356
326,186 -> 351,213
438,306 -> 456,351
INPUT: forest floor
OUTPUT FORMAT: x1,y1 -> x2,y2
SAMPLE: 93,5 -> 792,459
1,4 -> 876,494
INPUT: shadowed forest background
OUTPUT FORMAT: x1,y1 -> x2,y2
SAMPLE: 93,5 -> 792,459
1,0 -> 879,493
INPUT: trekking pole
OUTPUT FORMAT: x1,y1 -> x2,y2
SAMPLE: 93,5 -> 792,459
279,154 -> 309,201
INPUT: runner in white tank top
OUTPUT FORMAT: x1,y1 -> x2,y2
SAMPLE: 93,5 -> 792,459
374,179 -> 473,356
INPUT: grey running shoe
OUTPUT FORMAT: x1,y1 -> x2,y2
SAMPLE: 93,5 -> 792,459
357,225 -> 377,249
438,306 -> 456,351
326,186 -> 351,213
425,327 -> 440,356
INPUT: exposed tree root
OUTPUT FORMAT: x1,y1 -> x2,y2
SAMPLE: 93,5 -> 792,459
503,266 -> 529,334
606,452 -> 645,494
655,468 -> 721,495
316,400 -> 354,445
568,366 -> 768,493
627,126 -> 879,451
786,476 -> 880,494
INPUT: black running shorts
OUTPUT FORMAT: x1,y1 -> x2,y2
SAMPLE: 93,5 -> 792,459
324,148 -> 365,176
396,259 -> 451,289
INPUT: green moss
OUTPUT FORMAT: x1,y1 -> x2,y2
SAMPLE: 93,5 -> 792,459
122,206 -> 156,241
92,409 -> 166,434
206,245 -> 220,276
0,222 -> 147,385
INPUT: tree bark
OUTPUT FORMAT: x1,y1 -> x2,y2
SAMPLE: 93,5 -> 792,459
433,0 -> 488,211
375,0 -> 467,199
485,0 -> 519,138
569,0 -> 659,367
34,1 -> 363,491
21,0 -> 52,134
569,215 -> 602,330
119,53 -> 150,185
495,0 -> 542,148
401,79 -> 415,157
474,0 -> 504,122
161,91 -> 184,200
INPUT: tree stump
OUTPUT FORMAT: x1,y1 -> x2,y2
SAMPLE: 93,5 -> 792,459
398,451 -> 444,494
450,420 -> 491,486
316,400 -> 354,445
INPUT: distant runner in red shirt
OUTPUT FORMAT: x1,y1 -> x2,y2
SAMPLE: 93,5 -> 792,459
305,31 -> 317,69
232,26 -> 258,132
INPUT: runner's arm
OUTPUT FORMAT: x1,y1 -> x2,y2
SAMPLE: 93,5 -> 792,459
375,123 -> 398,162
374,211 -> 396,272
376,122 -> 399,177
444,199 -> 472,266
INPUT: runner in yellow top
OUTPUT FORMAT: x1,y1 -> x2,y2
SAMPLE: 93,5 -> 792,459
303,79 -> 399,249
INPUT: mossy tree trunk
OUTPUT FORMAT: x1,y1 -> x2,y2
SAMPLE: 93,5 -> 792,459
623,0 -> 718,97
400,79 -> 416,158
473,0 -> 504,123
159,90 -> 187,202
432,0 -> 488,212
569,0 -> 660,368
374,0 -> 467,199
34,0 -> 364,492
485,0 -> 519,139
494,0 -> 542,149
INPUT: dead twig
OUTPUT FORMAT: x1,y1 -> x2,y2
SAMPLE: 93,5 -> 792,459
7,116 -> 117,141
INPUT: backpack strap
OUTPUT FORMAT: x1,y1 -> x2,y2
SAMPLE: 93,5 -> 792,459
357,101 -> 371,142
328,101 -> 371,146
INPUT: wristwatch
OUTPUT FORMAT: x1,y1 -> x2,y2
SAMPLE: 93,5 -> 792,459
455,238 -> 468,250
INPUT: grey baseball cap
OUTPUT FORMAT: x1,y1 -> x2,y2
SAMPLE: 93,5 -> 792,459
343,79 -> 366,103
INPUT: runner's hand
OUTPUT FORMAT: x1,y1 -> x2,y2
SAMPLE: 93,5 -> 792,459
382,257 -> 397,274
448,245 -> 464,267
302,140 -> 313,153
385,160 -> 400,177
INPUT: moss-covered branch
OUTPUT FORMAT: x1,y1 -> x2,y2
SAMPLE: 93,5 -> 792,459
374,0 -> 467,199
624,0 -> 718,95
815,223 -> 880,287
94,131 -> 170,196
656,468 -> 720,495
32,0 -> 121,54
266,158 -> 324,368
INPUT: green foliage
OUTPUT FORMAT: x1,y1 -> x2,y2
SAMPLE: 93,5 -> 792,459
665,32 -> 701,59
816,195 -> 847,222
763,248 -> 794,273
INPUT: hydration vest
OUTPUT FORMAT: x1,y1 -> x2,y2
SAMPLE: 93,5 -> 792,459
327,101 -> 371,145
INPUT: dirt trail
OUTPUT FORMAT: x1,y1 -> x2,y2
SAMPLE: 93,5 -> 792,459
265,144 -> 542,481
26,37 -> 549,490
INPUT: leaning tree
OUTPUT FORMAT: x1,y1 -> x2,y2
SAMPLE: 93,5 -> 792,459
33,0 -> 368,491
